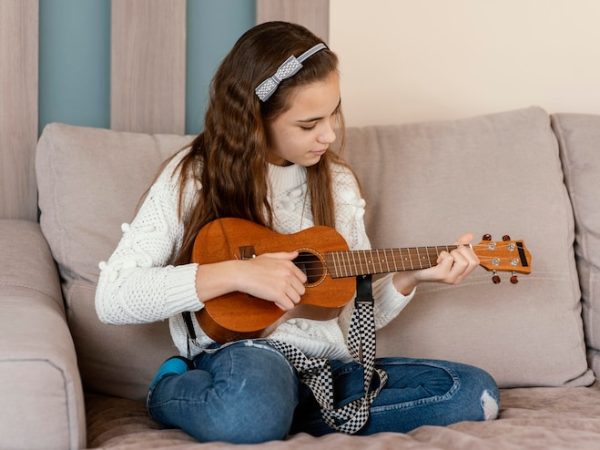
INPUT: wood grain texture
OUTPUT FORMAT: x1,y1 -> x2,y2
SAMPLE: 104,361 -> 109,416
111,0 -> 186,134
0,0 -> 39,220
256,0 -> 329,43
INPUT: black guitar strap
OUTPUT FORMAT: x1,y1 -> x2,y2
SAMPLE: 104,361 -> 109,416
268,274 -> 387,434
182,311 -> 196,359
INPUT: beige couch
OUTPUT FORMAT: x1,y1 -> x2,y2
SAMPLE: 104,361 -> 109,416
2,106 -> 600,449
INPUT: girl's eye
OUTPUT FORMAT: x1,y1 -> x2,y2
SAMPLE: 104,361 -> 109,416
300,124 -> 317,131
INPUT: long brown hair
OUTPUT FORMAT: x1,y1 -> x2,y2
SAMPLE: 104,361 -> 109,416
170,21 -> 349,265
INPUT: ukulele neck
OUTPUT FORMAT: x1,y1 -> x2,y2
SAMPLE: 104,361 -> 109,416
324,246 -> 459,279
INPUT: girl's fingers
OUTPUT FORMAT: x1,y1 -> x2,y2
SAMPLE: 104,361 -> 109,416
415,234 -> 479,285
456,233 -> 474,246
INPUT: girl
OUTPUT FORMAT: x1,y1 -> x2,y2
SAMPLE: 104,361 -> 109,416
96,21 -> 499,444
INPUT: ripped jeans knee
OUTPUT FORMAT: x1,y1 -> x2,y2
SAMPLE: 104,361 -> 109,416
481,389 -> 500,420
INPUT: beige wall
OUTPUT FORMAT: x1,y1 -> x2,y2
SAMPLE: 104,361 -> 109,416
330,0 -> 600,126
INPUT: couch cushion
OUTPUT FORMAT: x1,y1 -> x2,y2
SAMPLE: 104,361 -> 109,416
552,113 -> 600,378
344,107 -> 593,387
65,281 -> 175,400
0,220 -> 86,450
86,384 -> 600,449
0,220 -> 63,302
36,123 -> 193,284
36,123 -> 192,400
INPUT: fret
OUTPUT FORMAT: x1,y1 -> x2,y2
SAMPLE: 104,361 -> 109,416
389,249 -> 398,271
359,251 -> 366,274
357,250 -> 364,276
355,250 -> 368,275
338,253 -> 348,277
401,248 -> 409,270
325,252 -> 340,278
429,247 -> 440,267
331,252 -> 339,278
343,252 -> 351,277
424,246 -> 432,268
409,248 -> 418,269
433,246 -> 441,263
350,250 -> 358,277
342,252 -> 349,278
415,247 -> 423,269
375,250 -> 390,272
369,250 -> 376,273
367,250 -> 375,274
365,249 -> 374,274
383,249 -> 391,272
399,248 -> 407,270
335,252 -> 348,277
417,247 -> 430,269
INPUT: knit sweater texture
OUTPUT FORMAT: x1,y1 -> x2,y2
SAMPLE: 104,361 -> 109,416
95,149 -> 415,361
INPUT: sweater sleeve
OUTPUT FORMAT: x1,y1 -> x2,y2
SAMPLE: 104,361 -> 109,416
95,152 -> 203,325
331,164 -> 416,336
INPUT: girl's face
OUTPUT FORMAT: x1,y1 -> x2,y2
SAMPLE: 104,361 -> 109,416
266,71 -> 340,167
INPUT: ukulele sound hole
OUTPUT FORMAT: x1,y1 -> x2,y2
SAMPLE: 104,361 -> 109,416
294,251 -> 325,287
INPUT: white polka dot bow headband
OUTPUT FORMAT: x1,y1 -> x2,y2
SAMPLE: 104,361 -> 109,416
255,43 -> 327,102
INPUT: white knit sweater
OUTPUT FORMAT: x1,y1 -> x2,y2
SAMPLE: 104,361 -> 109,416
95,149 -> 415,361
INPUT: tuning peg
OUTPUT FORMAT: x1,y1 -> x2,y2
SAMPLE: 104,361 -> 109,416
483,234 -> 492,241
502,235 -> 511,241
492,271 -> 501,284
510,273 -> 519,284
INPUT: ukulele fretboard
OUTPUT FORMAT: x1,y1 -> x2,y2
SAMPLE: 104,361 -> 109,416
324,246 -> 459,278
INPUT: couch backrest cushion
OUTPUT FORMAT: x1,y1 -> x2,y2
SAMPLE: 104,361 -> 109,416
344,106 -> 593,387
36,123 -> 192,399
552,113 -> 600,377
36,123 -> 193,284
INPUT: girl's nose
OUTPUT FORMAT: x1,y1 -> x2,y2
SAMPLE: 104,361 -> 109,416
318,123 -> 336,145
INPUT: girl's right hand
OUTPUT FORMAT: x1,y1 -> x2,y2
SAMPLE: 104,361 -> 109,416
233,251 -> 307,311
195,251 -> 307,311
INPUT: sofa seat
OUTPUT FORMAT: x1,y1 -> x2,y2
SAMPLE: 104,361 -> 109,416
86,383 -> 600,449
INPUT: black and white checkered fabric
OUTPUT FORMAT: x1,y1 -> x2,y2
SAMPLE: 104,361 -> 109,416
269,276 -> 387,434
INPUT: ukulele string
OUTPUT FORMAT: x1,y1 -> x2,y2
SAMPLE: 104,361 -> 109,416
288,255 -> 518,276
291,250 -> 520,264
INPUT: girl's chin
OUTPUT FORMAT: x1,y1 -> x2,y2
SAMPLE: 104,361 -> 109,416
268,154 -> 323,167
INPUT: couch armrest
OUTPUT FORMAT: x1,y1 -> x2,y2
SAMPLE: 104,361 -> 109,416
0,220 -> 85,450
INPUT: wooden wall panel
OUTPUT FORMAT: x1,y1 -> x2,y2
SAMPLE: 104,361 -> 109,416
0,0 -> 39,220
111,0 -> 186,134
257,0 -> 329,43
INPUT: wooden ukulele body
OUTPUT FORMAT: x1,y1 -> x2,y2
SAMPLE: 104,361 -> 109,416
192,218 -> 355,342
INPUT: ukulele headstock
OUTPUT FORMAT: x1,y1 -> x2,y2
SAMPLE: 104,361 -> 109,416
474,234 -> 532,284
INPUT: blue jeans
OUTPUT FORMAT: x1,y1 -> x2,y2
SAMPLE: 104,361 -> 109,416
147,340 -> 500,444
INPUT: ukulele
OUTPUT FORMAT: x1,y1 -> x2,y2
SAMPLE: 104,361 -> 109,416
192,217 -> 532,343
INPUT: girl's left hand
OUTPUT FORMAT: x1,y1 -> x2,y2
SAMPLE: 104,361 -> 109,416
392,233 -> 480,295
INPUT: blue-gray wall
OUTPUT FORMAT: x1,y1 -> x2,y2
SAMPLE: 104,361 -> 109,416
39,0 -> 256,136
